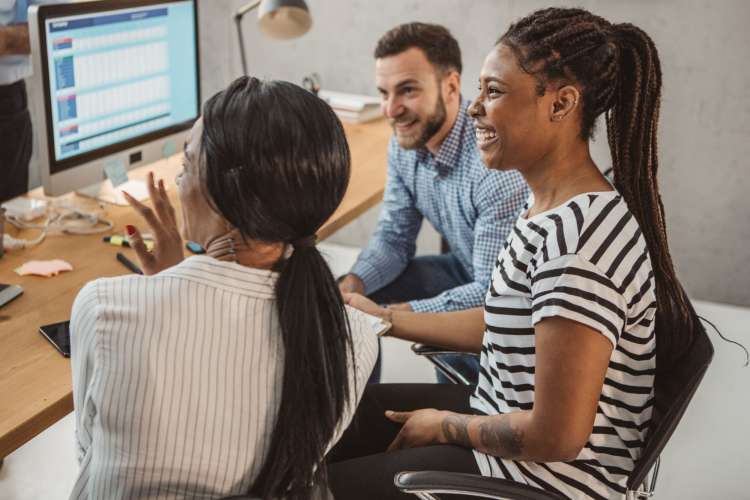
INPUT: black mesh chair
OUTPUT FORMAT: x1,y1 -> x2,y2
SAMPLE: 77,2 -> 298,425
398,310 -> 714,499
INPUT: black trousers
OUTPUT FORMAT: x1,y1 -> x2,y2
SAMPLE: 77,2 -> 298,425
0,80 -> 32,202
326,384 -> 480,499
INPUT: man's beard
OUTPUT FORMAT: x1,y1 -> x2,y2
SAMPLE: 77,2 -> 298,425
392,93 -> 447,150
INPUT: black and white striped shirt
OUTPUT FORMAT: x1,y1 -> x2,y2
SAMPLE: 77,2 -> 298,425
470,191 -> 656,500
69,255 -> 378,499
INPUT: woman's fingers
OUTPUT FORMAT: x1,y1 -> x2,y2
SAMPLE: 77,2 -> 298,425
146,173 -> 175,229
385,410 -> 411,423
385,411 -> 412,452
126,224 -> 156,274
158,178 -> 178,226
386,429 -> 407,453
123,191 -> 162,234
123,178 -> 184,275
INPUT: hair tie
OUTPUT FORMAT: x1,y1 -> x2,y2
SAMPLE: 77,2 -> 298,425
292,234 -> 317,249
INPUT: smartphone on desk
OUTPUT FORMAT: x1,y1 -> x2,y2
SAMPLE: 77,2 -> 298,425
39,320 -> 71,357
0,283 -> 24,309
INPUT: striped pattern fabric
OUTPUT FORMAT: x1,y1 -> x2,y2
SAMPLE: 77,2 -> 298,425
470,191 -> 656,499
69,255 -> 378,499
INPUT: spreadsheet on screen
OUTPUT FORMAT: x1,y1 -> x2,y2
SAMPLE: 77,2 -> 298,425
43,2 -> 198,166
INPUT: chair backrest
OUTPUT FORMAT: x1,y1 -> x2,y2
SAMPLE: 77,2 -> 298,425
626,303 -> 714,489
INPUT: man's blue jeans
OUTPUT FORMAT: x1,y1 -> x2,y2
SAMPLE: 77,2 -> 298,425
367,253 -> 480,385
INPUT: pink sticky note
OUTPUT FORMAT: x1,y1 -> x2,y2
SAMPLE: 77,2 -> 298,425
15,259 -> 74,277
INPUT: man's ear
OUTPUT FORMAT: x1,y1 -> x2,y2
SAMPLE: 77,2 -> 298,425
550,84 -> 581,122
443,70 -> 461,100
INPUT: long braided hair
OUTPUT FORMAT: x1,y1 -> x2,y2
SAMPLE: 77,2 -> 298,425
499,8 -> 695,371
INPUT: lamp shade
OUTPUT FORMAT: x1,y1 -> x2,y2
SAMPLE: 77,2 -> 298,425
257,0 -> 312,40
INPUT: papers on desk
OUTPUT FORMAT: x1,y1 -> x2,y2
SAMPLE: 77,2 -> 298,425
15,259 -> 73,277
77,178 -> 150,206
318,90 -> 383,123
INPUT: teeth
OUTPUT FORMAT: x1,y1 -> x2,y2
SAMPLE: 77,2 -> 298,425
475,129 -> 497,142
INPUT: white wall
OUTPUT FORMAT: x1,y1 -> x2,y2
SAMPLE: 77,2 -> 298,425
27,0 -> 750,305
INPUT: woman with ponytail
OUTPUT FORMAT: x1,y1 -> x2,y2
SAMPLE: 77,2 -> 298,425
331,7 -> 696,499
68,77 -> 378,499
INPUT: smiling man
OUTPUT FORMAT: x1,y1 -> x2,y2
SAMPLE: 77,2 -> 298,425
338,23 -> 528,383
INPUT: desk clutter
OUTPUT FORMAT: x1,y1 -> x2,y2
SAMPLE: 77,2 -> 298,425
15,259 -> 73,277
318,90 -> 382,123
1,197 -> 113,254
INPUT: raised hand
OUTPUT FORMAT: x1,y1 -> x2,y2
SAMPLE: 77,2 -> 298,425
123,172 -> 184,275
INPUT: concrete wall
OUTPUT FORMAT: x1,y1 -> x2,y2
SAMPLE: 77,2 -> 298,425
28,0 -> 750,305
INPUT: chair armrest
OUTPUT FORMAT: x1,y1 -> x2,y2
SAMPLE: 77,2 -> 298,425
394,471 -> 566,500
411,343 -> 478,385
411,343 -> 479,358
411,343 -> 462,356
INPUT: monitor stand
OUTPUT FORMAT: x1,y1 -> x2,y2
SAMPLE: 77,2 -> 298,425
76,179 -> 150,206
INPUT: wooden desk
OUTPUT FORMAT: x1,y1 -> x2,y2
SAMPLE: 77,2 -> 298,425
0,118 -> 391,459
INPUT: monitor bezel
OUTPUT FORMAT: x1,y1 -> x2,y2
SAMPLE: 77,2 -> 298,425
35,0 -> 201,175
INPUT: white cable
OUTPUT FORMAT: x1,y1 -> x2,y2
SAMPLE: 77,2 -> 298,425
2,231 -> 46,250
2,202 -> 113,252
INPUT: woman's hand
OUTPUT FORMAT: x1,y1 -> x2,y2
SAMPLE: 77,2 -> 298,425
385,409 -> 450,451
342,292 -> 392,321
123,172 -> 184,275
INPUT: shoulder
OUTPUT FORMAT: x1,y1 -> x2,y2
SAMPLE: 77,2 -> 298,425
344,306 -> 379,346
526,192 -> 652,291
520,192 -> 620,258
343,305 -> 380,374
70,274 -> 148,346
72,274 -> 143,311
573,193 -> 648,274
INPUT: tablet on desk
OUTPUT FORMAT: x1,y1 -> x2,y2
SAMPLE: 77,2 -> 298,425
0,284 -> 24,309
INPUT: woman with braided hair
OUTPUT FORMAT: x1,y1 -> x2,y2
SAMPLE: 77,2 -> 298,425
329,7 -> 696,499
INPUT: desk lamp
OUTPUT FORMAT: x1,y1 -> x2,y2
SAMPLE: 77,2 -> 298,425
234,0 -> 312,76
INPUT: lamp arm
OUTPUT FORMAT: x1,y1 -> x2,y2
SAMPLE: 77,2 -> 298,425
235,0 -> 261,20
234,0 -> 261,77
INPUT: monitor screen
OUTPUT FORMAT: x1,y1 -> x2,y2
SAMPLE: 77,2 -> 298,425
40,1 -> 199,173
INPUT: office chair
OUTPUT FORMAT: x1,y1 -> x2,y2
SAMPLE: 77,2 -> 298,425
400,308 -> 714,499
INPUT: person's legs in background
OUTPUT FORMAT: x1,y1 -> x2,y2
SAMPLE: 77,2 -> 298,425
326,383 -> 480,499
431,352 -> 481,385
366,253 -> 473,383
0,80 -> 32,202
366,254 -> 481,384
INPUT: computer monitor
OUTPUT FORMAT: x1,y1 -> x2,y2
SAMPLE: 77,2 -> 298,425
29,0 -> 200,203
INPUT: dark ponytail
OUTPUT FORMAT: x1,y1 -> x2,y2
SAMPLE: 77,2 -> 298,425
200,77 -> 354,498
605,24 -> 694,370
499,8 -> 695,371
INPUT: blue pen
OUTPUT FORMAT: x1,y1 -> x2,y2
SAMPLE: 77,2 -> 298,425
116,252 -> 143,275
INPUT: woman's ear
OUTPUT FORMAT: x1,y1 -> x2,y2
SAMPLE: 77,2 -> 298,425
550,84 -> 581,122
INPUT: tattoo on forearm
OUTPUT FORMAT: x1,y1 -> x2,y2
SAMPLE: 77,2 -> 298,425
441,414 -> 474,448
478,418 -> 524,458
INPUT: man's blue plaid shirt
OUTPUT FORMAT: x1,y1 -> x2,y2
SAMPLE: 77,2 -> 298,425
350,100 -> 529,312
